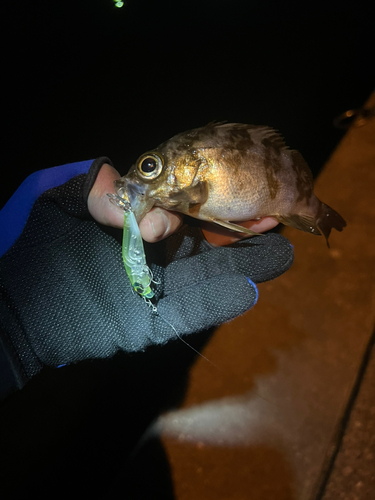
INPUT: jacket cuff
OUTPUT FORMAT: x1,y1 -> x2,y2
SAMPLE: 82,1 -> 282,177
0,157 -> 113,259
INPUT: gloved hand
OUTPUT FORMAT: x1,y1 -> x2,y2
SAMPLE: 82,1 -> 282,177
146,224 -> 293,341
0,158 -> 293,398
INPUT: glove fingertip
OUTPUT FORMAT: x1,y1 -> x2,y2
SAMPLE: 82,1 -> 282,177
157,273 -> 259,339
245,277 -> 259,306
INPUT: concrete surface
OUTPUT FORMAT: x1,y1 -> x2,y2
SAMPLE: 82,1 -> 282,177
154,92 -> 375,499
321,333 -> 375,500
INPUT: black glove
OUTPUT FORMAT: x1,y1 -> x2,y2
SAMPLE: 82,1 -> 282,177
0,158 -> 293,399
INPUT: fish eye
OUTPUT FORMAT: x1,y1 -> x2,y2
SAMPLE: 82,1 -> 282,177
137,153 -> 163,179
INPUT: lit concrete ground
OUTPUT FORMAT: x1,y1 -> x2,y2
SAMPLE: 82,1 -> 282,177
155,93 -> 375,499
322,343 -> 375,500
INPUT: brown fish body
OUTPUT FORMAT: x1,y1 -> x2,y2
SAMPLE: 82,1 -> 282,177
115,123 -> 346,244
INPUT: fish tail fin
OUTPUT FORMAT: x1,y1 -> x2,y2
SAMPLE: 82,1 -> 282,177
276,201 -> 346,248
316,202 -> 346,248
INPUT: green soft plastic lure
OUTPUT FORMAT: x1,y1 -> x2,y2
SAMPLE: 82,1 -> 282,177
108,193 -> 154,299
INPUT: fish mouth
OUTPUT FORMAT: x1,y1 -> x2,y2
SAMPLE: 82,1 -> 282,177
114,178 -> 153,221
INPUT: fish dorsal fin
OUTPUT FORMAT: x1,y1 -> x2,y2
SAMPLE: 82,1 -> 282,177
247,126 -> 288,150
209,123 -> 288,151
205,120 -> 228,128
165,123 -> 289,154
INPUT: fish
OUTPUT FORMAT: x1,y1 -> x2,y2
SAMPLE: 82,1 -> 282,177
114,123 -> 346,245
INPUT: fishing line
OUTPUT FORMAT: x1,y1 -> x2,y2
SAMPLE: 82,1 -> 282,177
151,307 -> 217,367
144,302 -> 280,407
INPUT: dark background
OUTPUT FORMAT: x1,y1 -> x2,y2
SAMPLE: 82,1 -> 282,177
2,0 -> 374,207
1,0 -> 374,498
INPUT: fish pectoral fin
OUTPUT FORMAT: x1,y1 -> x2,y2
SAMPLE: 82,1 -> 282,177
208,218 -> 264,237
169,181 -> 208,205
276,213 -> 321,235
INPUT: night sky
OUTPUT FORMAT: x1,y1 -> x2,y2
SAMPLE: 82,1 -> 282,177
2,0 -> 374,207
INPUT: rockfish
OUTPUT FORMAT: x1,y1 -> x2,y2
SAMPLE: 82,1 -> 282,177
114,123 -> 346,244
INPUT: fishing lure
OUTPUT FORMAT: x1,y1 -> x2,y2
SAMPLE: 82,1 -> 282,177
108,192 -> 213,364
108,193 -> 154,299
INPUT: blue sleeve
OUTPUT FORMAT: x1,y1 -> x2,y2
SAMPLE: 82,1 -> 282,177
0,160 -> 94,258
